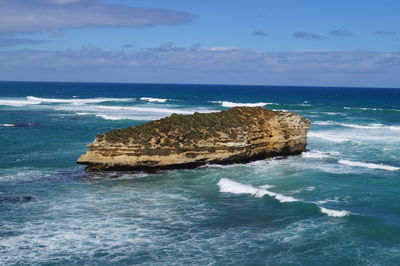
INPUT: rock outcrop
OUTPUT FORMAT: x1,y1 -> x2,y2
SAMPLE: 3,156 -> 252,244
77,107 -> 310,171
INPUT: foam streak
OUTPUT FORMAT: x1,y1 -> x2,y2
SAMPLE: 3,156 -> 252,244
338,159 -> 399,171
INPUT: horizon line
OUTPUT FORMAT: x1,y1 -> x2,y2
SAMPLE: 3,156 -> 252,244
0,80 -> 399,90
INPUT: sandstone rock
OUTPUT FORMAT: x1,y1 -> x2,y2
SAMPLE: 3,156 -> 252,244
77,107 -> 310,171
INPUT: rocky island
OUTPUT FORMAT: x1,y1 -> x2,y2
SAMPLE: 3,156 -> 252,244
77,107 -> 310,171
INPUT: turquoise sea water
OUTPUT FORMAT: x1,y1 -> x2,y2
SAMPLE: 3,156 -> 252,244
1,81 -> 400,265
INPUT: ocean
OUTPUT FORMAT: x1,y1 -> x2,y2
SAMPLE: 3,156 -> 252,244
1,81 -> 400,265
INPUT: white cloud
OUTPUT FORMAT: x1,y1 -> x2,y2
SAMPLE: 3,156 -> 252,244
0,46 -> 399,87
0,0 -> 192,35
205,46 -> 237,51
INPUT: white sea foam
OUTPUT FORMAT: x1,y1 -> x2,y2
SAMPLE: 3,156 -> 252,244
76,112 -> 92,116
0,123 -> 37,127
313,121 -> 335,126
91,105 -> 194,114
210,101 -> 275,107
314,121 -> 400,131
217,178 -> 298,202
320,112 -> 342,115
338,159 -> 400,171
61,105 -> 217,121
272,108 -> 284,111
319,207 -> 350,217
0,96 -> 135,106
218,179 -> 350,217
140,97 -> 169,103
316,197 -> 341,204
75,111 -> 168,121
94,114 -> 129,120
27,96 -> 134,104
302,150 -> 339,159
0,123 -> 16,127
259,184 -> 276,189
0,99 -> 42,106
344,106 -> 400,112
307,130 -> 397,143
307,131 -> 352,143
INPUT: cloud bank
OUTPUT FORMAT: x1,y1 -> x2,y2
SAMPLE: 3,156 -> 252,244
0,0 -> 193,35
1,45 -> 399,87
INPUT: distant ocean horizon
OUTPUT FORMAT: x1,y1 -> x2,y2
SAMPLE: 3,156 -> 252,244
2,79 -> 400,90
1,81 -> 400,265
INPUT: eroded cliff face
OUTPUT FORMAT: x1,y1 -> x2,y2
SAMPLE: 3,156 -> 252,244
77,107 -> 310,171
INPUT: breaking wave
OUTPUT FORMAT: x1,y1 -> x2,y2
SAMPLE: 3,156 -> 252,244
0,96 -> 135,106
140,97 -> 169,103
217,178 -> 298,202
217,178 -> 350,217
319,207 -> 350,217
314,121 -> 400,131
210,101 -> 275,107
72,105 -> 217,120
302,150 -> 340,159
27,96 -> 135,104
307,130 -> 397,143
338,160 -> 400,171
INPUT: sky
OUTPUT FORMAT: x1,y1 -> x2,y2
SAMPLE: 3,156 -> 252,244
0,0 -> 399,87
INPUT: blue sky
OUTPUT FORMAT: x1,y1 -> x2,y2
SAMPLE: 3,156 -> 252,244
0,0 -> 399,87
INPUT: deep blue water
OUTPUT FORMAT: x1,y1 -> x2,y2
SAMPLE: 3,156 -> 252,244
1,81 -> 400,265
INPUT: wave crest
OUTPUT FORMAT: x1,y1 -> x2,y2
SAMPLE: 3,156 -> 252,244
140,97 -> 169,103
314,121 -> 400,131
217,178 -> 350,217
210,101 -> 275,107
217,178 -> 298,202
338,159 -> 399,171
319,207 -> 350,217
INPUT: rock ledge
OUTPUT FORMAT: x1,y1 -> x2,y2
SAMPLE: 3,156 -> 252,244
77,107 -> 310,171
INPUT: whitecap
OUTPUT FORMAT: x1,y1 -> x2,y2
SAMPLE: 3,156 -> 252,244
307,131 -> 351,143
307,130 -> 397,143
302,150 -> 339,159
217,179 -> 350,217
27,96 -> 135,104
313,121 -> 335,126
319,207 -> 350,217
0,123 -> 16,127
0,123 -> 38,128
94,114 -> 129,120
217,178 -> 298,203
0,96 -> 135,107
259,184 -> 276,189
140,97 -> 169,103
314,121 -> 400,131
91,105 -> 193,114
338,159 -> 399,171
316,197 -> 341,204
210,101 -> 275,107
320,112 -> 342,115
62,105 -> 218,121
0,99 -> 41,106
